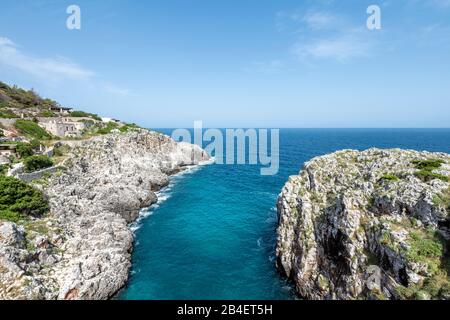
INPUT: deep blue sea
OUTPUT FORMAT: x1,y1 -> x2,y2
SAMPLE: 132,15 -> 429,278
119,129 -> 450,300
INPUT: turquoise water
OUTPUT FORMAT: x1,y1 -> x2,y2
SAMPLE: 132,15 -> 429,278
119,129 -> 450,300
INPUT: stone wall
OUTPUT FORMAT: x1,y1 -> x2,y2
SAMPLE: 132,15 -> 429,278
15,166 -> 61,183
0,118 -> 17,127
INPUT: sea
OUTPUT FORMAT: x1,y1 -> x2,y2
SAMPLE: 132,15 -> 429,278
118,129 -> 450,300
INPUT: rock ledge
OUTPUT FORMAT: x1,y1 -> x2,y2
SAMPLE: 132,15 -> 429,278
0,130 -> 209,299
276,148 -> 450,300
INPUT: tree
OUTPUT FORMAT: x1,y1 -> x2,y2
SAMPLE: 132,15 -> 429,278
15,142 -> 34,158
0,176 -> 49,219
24,155 -> 54,172
29,139 -> 41,150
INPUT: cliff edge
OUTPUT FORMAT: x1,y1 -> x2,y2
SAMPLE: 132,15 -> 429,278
276,148 -> 450,300
0,129 -> 209,299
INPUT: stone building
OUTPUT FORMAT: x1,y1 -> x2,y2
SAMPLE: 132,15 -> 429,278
39,118 -> 85,137
0,144 -> 17,157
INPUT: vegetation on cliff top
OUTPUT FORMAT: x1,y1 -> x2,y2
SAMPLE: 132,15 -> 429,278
433,187 -> 450,212
69,110 -> 102,121
412,159 -> 448,182
0,176 -> 49,222
397,227 -> 450,300
0,165 -> 8,176
278,149 -> 450,300
24,155 -> 54,173
0,109 -> 20,118
14,120 -> 52,140
0,81 -> 58,111
381,173 -> 400,182
15,140 -> 41,158
97,121 -> 120,135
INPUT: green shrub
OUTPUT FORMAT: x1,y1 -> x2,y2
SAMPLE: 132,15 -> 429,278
15,120 -> 51,140
381,173 -> 399,182
119,123 -> 140,133
15,142 -> 34,158
53,144 -> 69,157
0,81 -> 60,111
412,159 -> 445,171
0,176 -> 49,220
38,110 -> 57,117
0,99 -> 8,108
415,170 -> 449,182
81,119 -> 95,126
433,188 -> 450,211
15,140 -> 42,158
412,159 -> 448,182
0,210 -> 24,223
0,164 -> 8,175
396,228 -> 450,300
405,229 -> 444,276
407,230 -> 443,261
53,147 -> 63,157
396,267 -> 450,300
0,128 -> 4,137
90,114 -> 102,121
23,155 -> 53,172
29,139 -> 41,150
69,110 -> 89,117
70,111 -> 101,121
0,109 -> 19,118
97,122 -> 119,135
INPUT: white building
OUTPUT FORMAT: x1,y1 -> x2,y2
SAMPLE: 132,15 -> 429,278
101,117 -> 121,124
39,118 -> 85,137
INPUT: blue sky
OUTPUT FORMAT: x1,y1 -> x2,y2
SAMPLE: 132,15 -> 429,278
0,0 -> 449,128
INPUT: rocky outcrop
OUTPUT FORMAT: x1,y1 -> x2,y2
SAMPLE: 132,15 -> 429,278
0,129 -> 209,300
276,149 -> 450,300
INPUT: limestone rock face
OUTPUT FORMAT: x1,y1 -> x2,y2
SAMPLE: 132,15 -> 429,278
0,223 -> 25,248
0,130 -> 209,300
276,149 -> 450,300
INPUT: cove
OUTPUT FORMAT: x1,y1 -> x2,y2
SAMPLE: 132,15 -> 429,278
119,129 -> 450,300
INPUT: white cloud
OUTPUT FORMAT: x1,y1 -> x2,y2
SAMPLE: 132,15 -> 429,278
302,11 -> 342,30
276,9 -> 377,63
293,29 -> 374,62
0,37 -> 15,47
0,36 -> 131,98
276,10 -> 342,32
0,36 -> 94,81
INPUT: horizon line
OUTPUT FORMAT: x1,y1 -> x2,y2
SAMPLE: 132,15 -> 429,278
149,127 -> 450,130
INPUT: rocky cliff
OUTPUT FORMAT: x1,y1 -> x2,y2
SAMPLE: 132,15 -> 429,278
0,129 -> 209,299
276,149 -> 450,300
